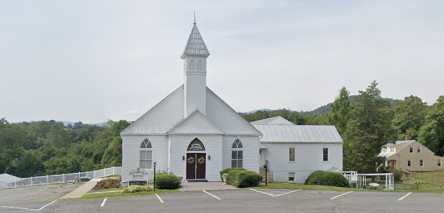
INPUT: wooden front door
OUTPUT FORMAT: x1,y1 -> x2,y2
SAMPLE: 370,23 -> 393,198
186,153 -> 206,180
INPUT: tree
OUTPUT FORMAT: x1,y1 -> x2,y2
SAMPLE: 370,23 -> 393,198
419,96 -> 444,156
344,81 -> 395,172
328,87 -> 351,135
392,95 -> 428,140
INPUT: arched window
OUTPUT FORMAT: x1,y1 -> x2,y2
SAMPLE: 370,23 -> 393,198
140,138 -> 153,169
189,60 -> 196,70
197,60 -> 204,70
231,139 -> 243,168
187,138 -> 205,151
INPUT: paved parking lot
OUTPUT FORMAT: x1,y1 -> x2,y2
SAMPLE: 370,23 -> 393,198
1,187 -> 443,213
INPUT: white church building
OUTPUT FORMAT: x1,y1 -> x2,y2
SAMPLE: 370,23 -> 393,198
120,22 -> 343,186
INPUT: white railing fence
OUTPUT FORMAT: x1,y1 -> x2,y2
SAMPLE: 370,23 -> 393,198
1,166 -> 122,189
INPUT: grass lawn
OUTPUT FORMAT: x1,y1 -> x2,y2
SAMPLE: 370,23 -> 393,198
81,188 -> 180,200
256,182 -> 444,193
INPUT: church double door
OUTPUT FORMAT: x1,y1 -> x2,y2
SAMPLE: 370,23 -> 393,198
186,153 -> 206,180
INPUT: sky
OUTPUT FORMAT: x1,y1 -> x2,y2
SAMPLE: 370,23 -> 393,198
1,0 -> 444,123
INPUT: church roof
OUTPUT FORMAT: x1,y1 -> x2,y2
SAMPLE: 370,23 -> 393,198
167,110 -> 225,135
254,124 -> 343,143
181,24 -> 210,59
251,116 -> 295,125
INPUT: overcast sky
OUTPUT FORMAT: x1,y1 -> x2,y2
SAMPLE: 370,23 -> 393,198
1,0 -> 444,123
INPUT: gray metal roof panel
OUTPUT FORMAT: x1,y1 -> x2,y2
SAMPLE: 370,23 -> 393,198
254,124 -> 343,143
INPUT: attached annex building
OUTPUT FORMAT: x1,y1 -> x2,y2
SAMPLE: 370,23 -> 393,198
121,23 -> 343,186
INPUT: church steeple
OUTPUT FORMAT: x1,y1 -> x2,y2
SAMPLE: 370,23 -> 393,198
181,23 -> 210,59
182,21 -> 210,117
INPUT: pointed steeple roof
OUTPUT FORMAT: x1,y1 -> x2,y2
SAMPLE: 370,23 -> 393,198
181,23 -> 210,59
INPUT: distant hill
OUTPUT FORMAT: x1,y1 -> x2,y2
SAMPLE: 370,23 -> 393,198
244,96 -> 401,116
60,121 -> 109,127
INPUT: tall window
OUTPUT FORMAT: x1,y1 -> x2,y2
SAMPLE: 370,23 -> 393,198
323,148 -> 329,162
197,60 -> 204,70
409,146 -> 413,153
232,139 -> 243,168
407,160 -> 411,167
390,147 -> 394,152
140,138 -> 153,169
420,160 -> 424,167
417,146 -> 421,153
289,148 -> 295,162
438,159 -> 442,167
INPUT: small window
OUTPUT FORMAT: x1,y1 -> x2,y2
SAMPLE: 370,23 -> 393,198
409,146 -> 413,153
289,148 -> 295,162
288,172 -> 295,181
188,60 -> 196,70
417,146 -> 421,153
323,148 -> 329,162
420,160 -> 424,167
438,159 -> 442,167
407,160 -> 411,167
390,147 -> 394,152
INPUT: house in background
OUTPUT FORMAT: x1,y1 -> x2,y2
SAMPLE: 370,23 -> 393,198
379,137 -> 444,172
252,116 -> 343,183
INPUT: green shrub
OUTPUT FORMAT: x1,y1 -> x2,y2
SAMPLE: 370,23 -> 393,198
121,185 -> 152,193
305,171 -> 350,188
155,173 -> 181,189
220,168 -> 246,181
233,171 -> 262,188
227,170 -> 244,185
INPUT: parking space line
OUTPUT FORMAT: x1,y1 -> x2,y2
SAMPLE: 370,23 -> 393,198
249,188 -> 276,197
202,190 -> 222,200
397,192 -> 412,201
330,191 -> 353,200
37,200 -> 57,211
155,194 -> 164,204
275,189 -> 301,197
100,198 -> 107,207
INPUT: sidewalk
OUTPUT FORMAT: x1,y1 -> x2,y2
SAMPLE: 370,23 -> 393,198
60,179 -> 101,199
179,181 -> 237,191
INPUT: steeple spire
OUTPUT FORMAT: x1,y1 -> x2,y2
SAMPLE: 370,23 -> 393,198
194,11 -> 196,25
181,20 -> 210,59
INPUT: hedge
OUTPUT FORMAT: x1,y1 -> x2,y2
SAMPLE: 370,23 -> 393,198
155,173 -> 181,189
225,170 -> 261,188
305,171 -> 350,188
121,185 -> 152,193
220,168 -> 246,181
233,171 -> 262,188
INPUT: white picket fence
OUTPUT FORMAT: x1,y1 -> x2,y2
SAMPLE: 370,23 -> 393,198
2,167 -> 122,189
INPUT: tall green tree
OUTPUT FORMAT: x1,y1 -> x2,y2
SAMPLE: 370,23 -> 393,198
328,87 -> 351,135
344,81 -> 395,172
392,95 -> 428,140
419,96 -> 444,156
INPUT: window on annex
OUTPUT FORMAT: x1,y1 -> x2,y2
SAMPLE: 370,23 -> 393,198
417,146 -> 421,153
390,147 -> 394,152
409,146 -> 413,153
420,160 -> 424,167
407,160 -> 411,167
140,138 -> 153,169
232,139 -> 243,168
438,159 -> 442,167
323,148 -> 329,162
288,172 -> 295,182
289,148 -> 295,162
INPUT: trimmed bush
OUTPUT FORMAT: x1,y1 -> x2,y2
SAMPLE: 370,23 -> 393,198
227,169 -> 244,185
233,171 -> 262,188
93,179 -> 121,190
121,185 -> 152,193
220,168 -> 246,181
305,171 -> 350,188
155,173 -> 181,189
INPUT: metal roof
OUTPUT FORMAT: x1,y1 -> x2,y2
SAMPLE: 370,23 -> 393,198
254,124 -> 343,143
181,24 -> 210,58
251,116 -> 295,125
